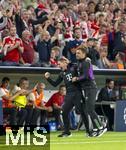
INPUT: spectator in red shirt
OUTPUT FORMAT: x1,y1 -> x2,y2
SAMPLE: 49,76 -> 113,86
49,47 -> 59,67
21,30 -> 35,65
46,85 -> 66,129
1,25 -> 24,66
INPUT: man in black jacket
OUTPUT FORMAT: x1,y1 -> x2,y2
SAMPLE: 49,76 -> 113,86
45,57 -> 91,137
37,31 -> 52,67
72,47 -> 107,137
97,79 -> 118,130
86,38 -> 100,66
98,79 -> 117,102
62,28 -> 83,63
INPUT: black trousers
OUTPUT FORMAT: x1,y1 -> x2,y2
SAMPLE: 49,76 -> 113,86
52,108 -> 63,128
62,90 -> 90,133
96,105 -> 114,131
83,88 -> 102,129
25,106 -> 34,126
17,108 -> 28,126
3,107 -> 17,125
31,108 -> 47,126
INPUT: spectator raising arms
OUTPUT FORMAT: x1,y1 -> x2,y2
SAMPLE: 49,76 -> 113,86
1,25 -> 24,66
21,30 -> 36,65
37,30 -> 52,67
0,0 -> 125,69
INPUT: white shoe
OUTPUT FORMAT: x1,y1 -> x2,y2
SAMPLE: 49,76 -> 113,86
97,127 -> 107,137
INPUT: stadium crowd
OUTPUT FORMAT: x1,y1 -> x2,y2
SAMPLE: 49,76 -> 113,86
0,0 -> 126,69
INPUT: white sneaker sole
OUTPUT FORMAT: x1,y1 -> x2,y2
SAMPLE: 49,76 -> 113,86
97,128 -> 107,137
63,134 -> 72,138
58,134 -> 72,138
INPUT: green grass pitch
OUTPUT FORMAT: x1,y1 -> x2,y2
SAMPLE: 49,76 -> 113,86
0,131 -> 126,150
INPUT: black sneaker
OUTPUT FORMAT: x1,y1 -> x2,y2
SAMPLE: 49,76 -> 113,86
86,131 -> 97,137
58,132 -> 72,138
96,127 -> 107,137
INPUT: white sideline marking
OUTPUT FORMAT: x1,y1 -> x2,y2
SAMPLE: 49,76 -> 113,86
51,140 -> 126,145
51,134 -> 126,138
51,137 -> 126,142
0,140 -> 126,146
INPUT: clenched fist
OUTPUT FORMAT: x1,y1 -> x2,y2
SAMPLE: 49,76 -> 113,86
45,72 -> 50,79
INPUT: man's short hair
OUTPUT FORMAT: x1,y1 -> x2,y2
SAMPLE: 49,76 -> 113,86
9,25 -> 16,30
87,38 -> 95,42
77,46 -> 88,54
1,77 -> 10,84
73,27 -> 81,33
59,84 -> 66,90
52,46 -> 60,52
19,77 -> 29,84
88,1 -> 95,6
58,3 -> 67,10
106,79 -> 114,84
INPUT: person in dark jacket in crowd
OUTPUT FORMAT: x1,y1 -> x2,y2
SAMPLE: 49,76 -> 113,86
87,38 -> 100,66
37,31 -> 52,67
62,28 -> 83,63
113,21 -> 126,58
15,9 -> 49,38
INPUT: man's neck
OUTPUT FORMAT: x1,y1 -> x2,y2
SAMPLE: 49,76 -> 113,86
75,38 -> 81,41
1,85 -> 6,89
23,19 -> 28,23
37,89 -> 42,95
79,57 -> 85,61
10,36 -> 16,40
62,66 -> 68,71
23,38 -> 29,43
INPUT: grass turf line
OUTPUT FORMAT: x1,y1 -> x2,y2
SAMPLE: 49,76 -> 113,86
0,131 -> 126,150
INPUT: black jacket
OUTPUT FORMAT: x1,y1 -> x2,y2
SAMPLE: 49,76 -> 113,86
87,47 -> 100,66
47,64 -> 80,93
76,58 -> 97,89
97,87 -> 117,102
113,31 -> 126,54
15,14 -> 48,37
37,40 -> 52,63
